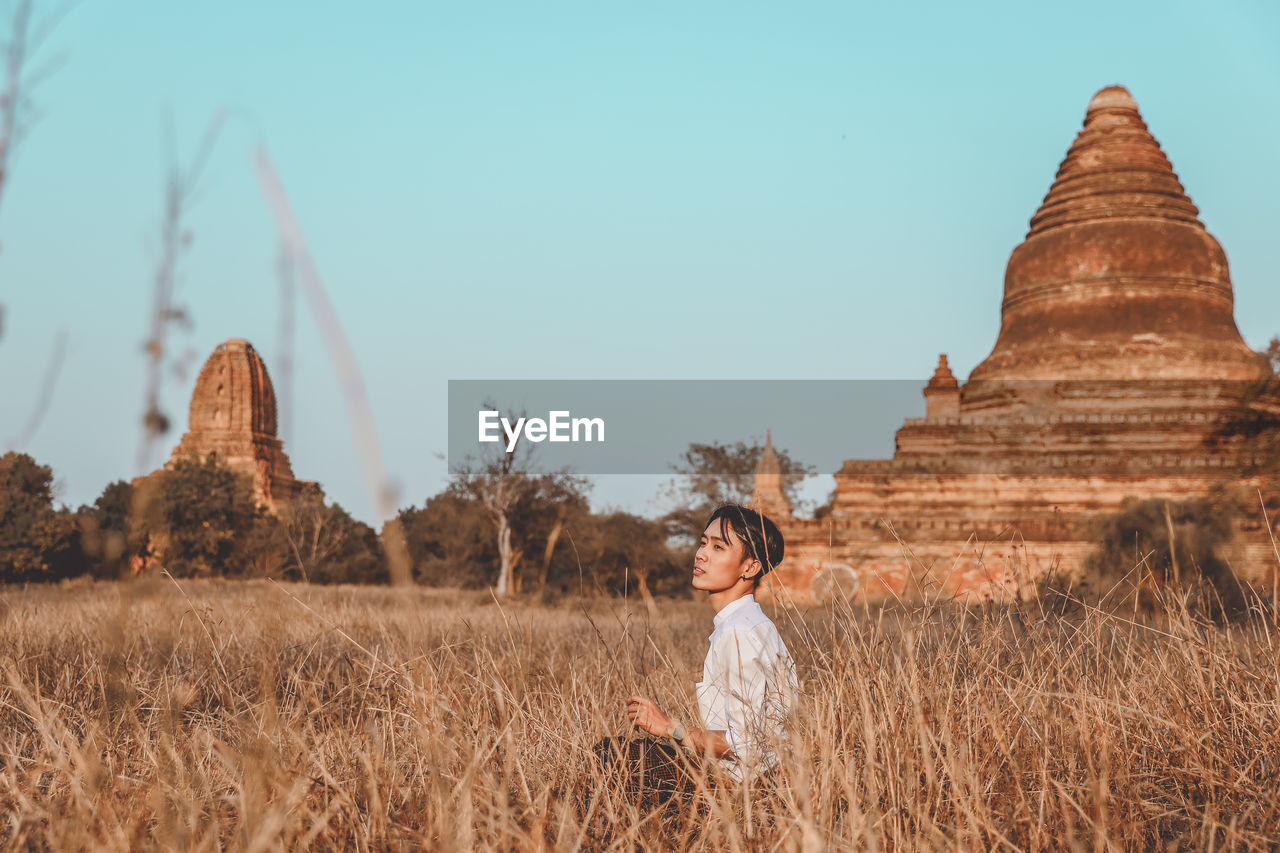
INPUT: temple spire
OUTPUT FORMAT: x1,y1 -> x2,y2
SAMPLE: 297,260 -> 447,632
1027,85 -> 1201,236
969,85 -> 1268,384
752,429 -> 791,518
164,338 -> 320,509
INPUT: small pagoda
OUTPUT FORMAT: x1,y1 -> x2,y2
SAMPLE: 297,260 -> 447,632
150,338 -> 320,510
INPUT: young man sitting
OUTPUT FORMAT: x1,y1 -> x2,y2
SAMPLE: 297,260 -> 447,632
599,504 -> 797,803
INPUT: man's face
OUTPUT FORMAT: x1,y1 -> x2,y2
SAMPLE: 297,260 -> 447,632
692,519 -> 755,592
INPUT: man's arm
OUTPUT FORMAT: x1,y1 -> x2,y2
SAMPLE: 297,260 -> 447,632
626,695 -> 734,759
675,724 -> 733,760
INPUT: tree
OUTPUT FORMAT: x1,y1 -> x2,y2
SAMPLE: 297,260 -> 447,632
663,439 -> 813,542
398,493 -> 688,600
576,511 -> 686,601
274,499 -> 387,584
156,455 -> 261,577
397,492 -> 496,588
75,479 -> 135,579
448,405 -> 590,596
122,458 -> 387,583
524,476 -> 591,597
447,467 -> 590,596
0,451 -> 82,582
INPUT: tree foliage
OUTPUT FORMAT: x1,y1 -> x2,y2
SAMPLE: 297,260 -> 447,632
74,479 -> 135,579
398,492 -> 496,588
271,499 -> 387,585
153,455 -> 262,577
663,439 -> 813,542
126,456 -> 386,583
0,452 -> 81,582
402,468 -> 591,596
399,492 -> 687,600
575,511 -> 687,599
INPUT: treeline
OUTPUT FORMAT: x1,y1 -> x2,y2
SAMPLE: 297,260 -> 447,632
0,439 -> 813,594
0,453 -> 385,585
0,450 -> 688,592
398,492 -> 686,598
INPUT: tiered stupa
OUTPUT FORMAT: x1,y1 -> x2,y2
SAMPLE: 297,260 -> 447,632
158,338 -> 319,508
761,86 -> 1279,603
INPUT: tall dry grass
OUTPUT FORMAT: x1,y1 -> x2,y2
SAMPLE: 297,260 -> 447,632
1,578 -> 1279,850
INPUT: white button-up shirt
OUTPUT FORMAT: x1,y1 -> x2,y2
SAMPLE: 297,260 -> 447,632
695,594 -> 797,780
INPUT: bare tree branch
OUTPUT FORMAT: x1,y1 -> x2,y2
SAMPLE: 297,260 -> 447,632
0,0 -> 34,216
25,0 -> 77,56
136,110 -> 226,473
253,145 -> 412,586
0,1 -> 72,441
0,0 -> 70,225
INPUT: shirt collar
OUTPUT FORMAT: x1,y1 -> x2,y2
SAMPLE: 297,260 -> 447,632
713,593 -> 756,630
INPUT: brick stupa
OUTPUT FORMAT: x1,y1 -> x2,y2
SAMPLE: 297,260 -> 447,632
760,86 -> 1279,603
162,338 -> 319,509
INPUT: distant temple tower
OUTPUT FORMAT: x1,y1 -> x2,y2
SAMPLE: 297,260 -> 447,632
763,85 -> 1279,604
923,355 -> 960,418
751,430 -> 792,519
164,338 -> 319,508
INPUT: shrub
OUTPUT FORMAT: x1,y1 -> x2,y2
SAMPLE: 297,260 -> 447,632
1079,497 -> 1247,618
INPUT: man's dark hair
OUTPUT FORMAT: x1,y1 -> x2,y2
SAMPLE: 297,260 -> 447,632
705,504 -> 785,582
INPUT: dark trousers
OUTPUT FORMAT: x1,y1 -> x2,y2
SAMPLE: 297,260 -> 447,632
591,736 -> 704,810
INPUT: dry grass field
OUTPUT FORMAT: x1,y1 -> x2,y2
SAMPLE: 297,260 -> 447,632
2,577 -> 1279,851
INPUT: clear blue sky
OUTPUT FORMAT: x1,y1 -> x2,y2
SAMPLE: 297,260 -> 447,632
2,0 -> 1278,523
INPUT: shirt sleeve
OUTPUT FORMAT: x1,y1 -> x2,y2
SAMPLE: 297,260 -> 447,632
713,626 -> 787,768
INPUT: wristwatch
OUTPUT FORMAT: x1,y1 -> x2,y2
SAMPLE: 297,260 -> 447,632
671,723 -> 686,744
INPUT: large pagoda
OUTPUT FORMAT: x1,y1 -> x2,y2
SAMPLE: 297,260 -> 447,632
762,86 -> 1279,603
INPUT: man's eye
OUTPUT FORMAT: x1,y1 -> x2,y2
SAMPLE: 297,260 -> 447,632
713,544 -> 722,550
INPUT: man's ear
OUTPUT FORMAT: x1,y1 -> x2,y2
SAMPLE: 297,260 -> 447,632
741,559 -> 762,581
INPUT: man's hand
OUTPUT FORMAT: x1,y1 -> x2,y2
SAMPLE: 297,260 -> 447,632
626,695 -> 674,738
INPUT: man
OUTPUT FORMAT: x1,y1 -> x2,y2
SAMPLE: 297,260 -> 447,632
612,504 -> 797,796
